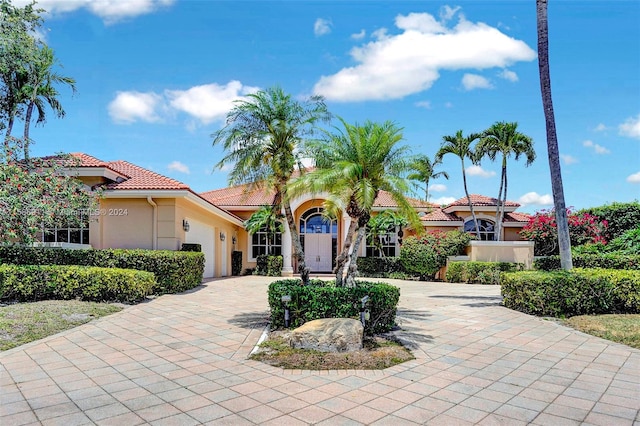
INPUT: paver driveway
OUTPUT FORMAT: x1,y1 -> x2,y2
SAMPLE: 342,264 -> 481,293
1,276 -> 639,425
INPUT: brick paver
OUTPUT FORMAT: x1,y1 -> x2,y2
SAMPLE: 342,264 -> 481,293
1,276 -> 639,425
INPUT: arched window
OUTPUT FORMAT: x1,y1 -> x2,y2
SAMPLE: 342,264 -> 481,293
299,207 -> 338,269
464,218 -> 496,241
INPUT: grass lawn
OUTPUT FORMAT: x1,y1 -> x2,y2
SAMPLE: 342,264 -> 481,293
0,300 -> 123,351
563,314 -> 640,350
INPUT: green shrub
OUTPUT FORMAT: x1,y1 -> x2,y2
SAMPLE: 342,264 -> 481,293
232,251 -> 243,276
535,253 -> 640,271
399,231 -> 471,280
501,268 -> 640,317
0,264 -> 154,303
267,255 -> 283,276
580,201 -> 640,241
607,227 -> 640,255
255,254 -> 268,275
180,243 -> 202,252
356,257 -> 404,278
0,247 -> 204,294
446,261 -> 524,284
267,279 -> 400,334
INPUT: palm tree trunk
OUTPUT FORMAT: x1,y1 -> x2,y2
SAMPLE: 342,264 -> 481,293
424,177 -> 430,202
282,200 -> 310,284
537,0 -> 572,270
23,101 -> 34,166
334,218 -> 358,286
462,159 -> 481,238
345,224 -> 367,288
3,115 -> 16,155
494,163 -> 505,240
497,165 -> 508,241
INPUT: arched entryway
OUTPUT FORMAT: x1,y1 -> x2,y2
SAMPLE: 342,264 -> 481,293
300,207 -> 337,273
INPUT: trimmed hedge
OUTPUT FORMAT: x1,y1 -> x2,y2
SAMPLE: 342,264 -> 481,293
501,268 -> 640,317
0,247 -> 204,294
0,264 -> 154,303
445,261 -> 525,284
534,253 -> 640,271
255,254 -> 283,276
356,257 -> 405,277
232,251 -> 243,276
267,279 -> 400,335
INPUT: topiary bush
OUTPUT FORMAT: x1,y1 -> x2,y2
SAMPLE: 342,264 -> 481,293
445,261 -> 524,284
0,247 -> 204,294
356,257 -> 405,278
501,268 -> 640,317
267,255 -> 283,276
0,264 -> 154,303
267,279 -> 400,335
232,251 -> 243,276
399,231 -> 472,280
534,253 -> 640,271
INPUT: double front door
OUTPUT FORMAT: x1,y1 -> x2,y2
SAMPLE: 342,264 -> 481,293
304,234 -> 333,272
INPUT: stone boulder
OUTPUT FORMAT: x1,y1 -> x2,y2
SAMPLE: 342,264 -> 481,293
290,318 -> 363,352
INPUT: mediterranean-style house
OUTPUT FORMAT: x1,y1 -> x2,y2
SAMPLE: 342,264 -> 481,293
42,153 -> 532,278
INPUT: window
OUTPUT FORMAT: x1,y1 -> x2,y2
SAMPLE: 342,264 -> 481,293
464,218 -> 496,241
40,212 -> 90,245
251,228 -> 282,259
366,227 -> 399,257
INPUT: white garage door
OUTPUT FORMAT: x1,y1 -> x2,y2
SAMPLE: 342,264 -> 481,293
185,218 -> 215,278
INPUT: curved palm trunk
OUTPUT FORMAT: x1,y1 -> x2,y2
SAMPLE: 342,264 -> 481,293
334,218 -> 358,287
537,0 -> 572,270
3,115 -> 16,154
462,159 -> 481,238
345,224 -> 367,288
23,101 -> 34,166
282,200 -> 309,284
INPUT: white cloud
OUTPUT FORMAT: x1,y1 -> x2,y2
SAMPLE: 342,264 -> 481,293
109,80 -> 259,125
560,154 -> 578,165
627,171 -> 640,184
445,101 -> 454,108
18,0 -> 175,24
462,73 -> 494,91
594,123 -> 607,132
351,29 -> 366,40
439,5 -> 461,22
429,184 -> 447,192
466,165 -> 496,178
165,81 -> 259,125
619,113 -> 640,139
498,69 -> 518,82
583,140 -> 610,154
168,161 -> 189,174
108,91 -> 163,123
518,192 -> 553,206
431,196 -> 457,205
415,100 -> 431,109
313,9 -> 535,101
314,18 -> 332,36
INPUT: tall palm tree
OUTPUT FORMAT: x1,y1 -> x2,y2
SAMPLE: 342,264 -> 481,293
290,118 -> 422,287
477,121 -> 535,241
407,154 -> 449,202
212,86 -> 331,284
21,46 -> 76,164
435,130 -> 482,238
537,0 -> 572,269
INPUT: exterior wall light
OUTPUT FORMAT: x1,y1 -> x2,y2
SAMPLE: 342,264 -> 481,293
220,232 -> 225,241
182,220 -> 190,232
281,294 -> 292,327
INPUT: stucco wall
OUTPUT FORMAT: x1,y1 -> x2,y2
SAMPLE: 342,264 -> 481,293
468,241 -> 534,269
96,198 -> 154,249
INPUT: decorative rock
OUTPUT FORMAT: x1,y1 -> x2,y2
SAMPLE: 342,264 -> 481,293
289,318 -> 363,352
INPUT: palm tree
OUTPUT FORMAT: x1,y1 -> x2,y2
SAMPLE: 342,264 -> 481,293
244,205 -> 284,256
21,46 -> 76,164
537,0 -> 572,269
435,130 -> 482,238
367,210 -> 408,257
290,118 -> 422,287
407,154 -> 449,202
212,86 -> 331,284
477,121 -> 535,241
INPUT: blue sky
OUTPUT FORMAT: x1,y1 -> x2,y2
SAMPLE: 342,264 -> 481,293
16,0 -> 640,212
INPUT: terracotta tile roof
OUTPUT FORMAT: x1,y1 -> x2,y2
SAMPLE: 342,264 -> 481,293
70,152 -> 109,167
200,184 -> 277,207
102,160 -> 190,191
373,191 -> 433,208
420,209 -> 463,222
503,212 -> 531,222
446,194 -> 520,208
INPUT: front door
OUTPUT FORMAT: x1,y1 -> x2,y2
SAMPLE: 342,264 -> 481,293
304,234 -> 333,272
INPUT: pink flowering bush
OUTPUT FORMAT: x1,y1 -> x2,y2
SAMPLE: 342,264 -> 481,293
399,230 -> 472,280
520,209 -> 608,256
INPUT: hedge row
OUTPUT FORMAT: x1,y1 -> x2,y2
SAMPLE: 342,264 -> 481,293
534,253 -> 640,271
267,279 -> 400,334
356,257 -> 404,278
0,264 -> 154,303
501,268 -> 640,317
445,261 -> 525,284
0,247 -> 204,294
255,255 -> 283,276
